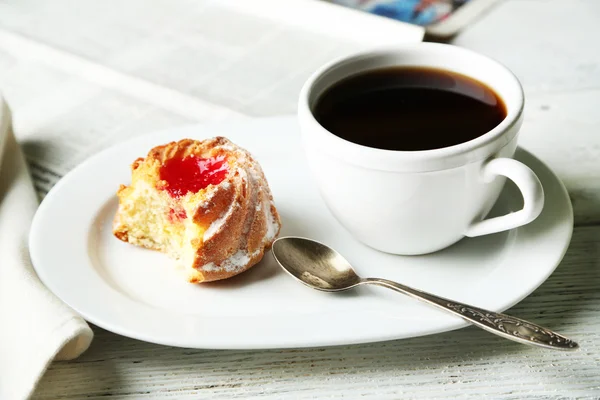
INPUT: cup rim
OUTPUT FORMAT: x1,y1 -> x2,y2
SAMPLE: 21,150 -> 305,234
298,43 -> 525,173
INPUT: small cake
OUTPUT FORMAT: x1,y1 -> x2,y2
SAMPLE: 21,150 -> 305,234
113,137 -> 281,283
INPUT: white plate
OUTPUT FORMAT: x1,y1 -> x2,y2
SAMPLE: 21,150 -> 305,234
30,116 -> 573,349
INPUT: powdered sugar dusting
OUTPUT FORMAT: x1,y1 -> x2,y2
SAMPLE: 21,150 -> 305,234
228,250 -> 251,268
202,212 -> 225,241
200,250 -> 252,273
217,144 -> 238,152
265,203 -> 279,241
200,262 -> 218,272
196,178 -> 230,210
203,201 -> 237,241
198,188 -> 217,209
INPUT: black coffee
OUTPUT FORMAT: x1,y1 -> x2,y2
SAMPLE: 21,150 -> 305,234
314,67 -> 507,151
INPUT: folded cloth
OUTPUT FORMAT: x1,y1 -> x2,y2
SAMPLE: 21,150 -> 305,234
0,97 -> 93,400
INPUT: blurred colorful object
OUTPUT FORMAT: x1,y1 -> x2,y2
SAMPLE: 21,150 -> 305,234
331,0 -> 470,26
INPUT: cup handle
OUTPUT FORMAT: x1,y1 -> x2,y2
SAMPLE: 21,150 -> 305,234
465,158 -> 544,237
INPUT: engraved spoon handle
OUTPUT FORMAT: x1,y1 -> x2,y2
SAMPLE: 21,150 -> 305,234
361,278 -> 578,350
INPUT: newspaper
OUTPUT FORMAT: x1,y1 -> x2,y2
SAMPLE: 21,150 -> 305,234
0,0 -> 423,197
328,0 -> 502,37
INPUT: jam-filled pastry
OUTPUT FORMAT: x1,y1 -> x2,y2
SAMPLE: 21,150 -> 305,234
113,137 -> 281,283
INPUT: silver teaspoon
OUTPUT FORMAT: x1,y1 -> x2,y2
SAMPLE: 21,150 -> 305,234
271,236 -> 578,351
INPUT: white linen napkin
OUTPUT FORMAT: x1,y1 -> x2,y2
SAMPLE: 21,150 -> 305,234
0,96 -> 93,400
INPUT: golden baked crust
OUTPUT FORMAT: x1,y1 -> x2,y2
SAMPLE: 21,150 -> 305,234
113,137 -> 281,283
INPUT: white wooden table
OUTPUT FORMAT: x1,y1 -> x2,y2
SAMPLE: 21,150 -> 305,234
1,0 -> 599,398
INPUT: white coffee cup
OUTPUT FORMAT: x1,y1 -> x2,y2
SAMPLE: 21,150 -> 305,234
298,43 -> 544,255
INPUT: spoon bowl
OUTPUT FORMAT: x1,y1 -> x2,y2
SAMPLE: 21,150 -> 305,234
272,236 -> 578,351
272,236 -> 360,291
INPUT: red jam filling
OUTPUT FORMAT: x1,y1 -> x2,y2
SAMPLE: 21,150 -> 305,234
159,155 -> 228,198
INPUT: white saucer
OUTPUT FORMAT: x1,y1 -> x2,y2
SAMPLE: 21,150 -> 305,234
30,116 -> 573,349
